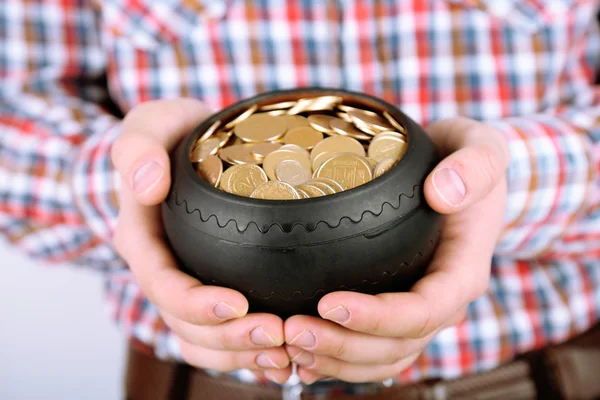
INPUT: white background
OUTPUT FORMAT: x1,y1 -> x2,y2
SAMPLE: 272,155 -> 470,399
0,241 -> 125,400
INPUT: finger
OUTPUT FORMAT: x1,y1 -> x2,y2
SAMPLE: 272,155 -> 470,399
179,340 -> 290,372
115,187 -> 248,325
284,315 -> 428,365
288,346 -> 421,383
318,185 -> 502,338
424,117 -> 509,213
162,312 -> 284,351
111,98 -> 213,205
296,369 -> 328,385
264,367 -> 293,385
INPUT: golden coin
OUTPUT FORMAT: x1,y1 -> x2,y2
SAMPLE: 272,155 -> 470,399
306,180 -> 336,194
234,114 -> 287,142
195,155 -> 223,187
281,115 -> 310,130
265,109 -> 287,116
226,164 -> 268,197
307,114 -> 336,134
312,177 -> 344,192
282,126 -> 324,150
259,101 -> 297,111
314,153 -> 373,190
251,142 -> 282,159
337,104 -> 369,114
215,130 -> 234,148
190,137 -> 220,162
197,120 -> 222,143
368,136 -> 407,163
219,144 -> 261,165
219,165 -> 236,192
347,109 -> 395,132
275,160 -> 311,186
375,131 -> 406,141
263,149 -> 312,181
310,136 -> 365,165
383,111 -> 407,134
353,119 -> 382,136
224,104 -> 258,130
250,181 -> 300,200
329,118 -> 372,140
295,187 -> 311,199
366,157 -> 379,170
336,112 -> 353,123
311,151 -> 339,171
374,158 -> 397,179
280,144 -> 310,158
296,184 -> 326,197
287,96 -> 341,115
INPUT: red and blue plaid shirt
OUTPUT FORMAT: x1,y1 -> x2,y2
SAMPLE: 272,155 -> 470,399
1,0 -> 600,392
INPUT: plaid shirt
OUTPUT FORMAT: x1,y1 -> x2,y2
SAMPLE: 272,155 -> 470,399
1,0 -> 600,394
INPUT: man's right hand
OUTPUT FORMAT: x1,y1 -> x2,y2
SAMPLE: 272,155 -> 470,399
111,99 -> 292,383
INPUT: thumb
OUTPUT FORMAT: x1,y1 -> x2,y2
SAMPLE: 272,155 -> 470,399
424,117 -> 510,214
111,98 -> 213,205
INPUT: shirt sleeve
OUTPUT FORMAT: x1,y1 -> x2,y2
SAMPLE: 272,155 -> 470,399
490,16 -> 600,260
0,1 -> 123,269
0,1 -> 181,358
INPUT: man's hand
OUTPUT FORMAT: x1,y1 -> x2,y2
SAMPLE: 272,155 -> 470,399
283,117 -> 509,384
111,99 -> 290,380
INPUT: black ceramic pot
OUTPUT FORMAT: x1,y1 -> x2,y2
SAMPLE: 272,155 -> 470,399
162,88 -> 443,318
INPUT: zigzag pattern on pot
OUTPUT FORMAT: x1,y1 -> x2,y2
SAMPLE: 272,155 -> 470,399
173,184 -> 421,234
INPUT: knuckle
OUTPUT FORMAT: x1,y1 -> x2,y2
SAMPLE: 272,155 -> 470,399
332,340 -> 348,359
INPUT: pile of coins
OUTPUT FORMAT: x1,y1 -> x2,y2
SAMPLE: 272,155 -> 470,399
190,96 -> 408,200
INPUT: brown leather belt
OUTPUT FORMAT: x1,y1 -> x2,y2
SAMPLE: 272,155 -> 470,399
125,324 -> 600,400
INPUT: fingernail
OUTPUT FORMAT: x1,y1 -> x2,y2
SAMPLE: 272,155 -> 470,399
213,302 -> 240,320
291,350 -> 314,367
256,353 -> 281,369
250,327 -> 277,347
133,161 -> 163,194
432,168 -> 466,207
323,306 -> 350,324
289,330 -> 316,348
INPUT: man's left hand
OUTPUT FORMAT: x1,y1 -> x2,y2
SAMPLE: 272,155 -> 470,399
282,117 -> 509,384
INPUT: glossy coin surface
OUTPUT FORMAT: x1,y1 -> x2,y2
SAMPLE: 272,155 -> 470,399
259,101 -> 297,111
310,136 -> 365,166
234,114 -> 287,142
281,115 -> 310,130
227,164 -> 268,196
315,153 -> 373,190
383,111 -> 406,134
329,118 -> 372,140
195,155 -> 223,187
368,137 -> 406,163
224,104 -> 258,130
250,142 -> 282,159
275,160 -> 311,186
190,137 -> 220,162
308,114 -> 336,134
306,180 -> 336,195
373,158 -> 397,178
282,126 -> 324,150
347,109 -> 395,132
296,184 -> 326,197
250,181 -> 300,200
312,177 -> 344,192
280,144 -> 310,158
220,144 -> 261,165
262,149 -> 311,181
198,120 -> 222,143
